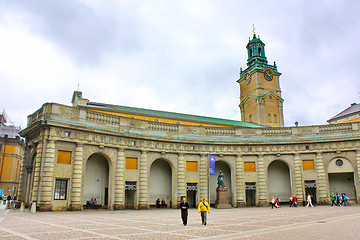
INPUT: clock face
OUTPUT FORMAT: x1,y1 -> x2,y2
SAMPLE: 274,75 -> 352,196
264,69 -> 273,81
245,73 -> 251,84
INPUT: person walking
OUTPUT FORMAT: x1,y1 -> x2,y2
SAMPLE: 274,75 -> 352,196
289,195 -> 293,207
306,194 -> 313,207
198,197 -> 210,225
330,193 -> 336,206
180,197 -> 189,226
336,193 -> 341,207
271,196 -> 275,209
292,195 -> 297,207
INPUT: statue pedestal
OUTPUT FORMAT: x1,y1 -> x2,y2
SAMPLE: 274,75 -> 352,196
215,188 -> 232,208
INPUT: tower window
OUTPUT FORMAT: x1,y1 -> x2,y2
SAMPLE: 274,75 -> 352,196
258,47 -> 261,56
268,114 -> 272,123
250,49 -> 253,57
274,114 -> 278,123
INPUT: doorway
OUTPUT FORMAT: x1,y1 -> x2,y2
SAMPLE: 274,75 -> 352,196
245,182 -> 256,206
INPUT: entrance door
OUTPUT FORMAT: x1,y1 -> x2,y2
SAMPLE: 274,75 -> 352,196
125,181 -> 137,209
245,182 -> 256,206
304,180 -> 317,205
186,191 -> 196,208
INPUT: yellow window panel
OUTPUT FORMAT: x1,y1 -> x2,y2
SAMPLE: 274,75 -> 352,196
244,162 -> 256,172
302,160 -> 314,170
186,161 -> 198,172
126,157 -> 138,169
4,145 -> 16,154
57,150 -> 72,164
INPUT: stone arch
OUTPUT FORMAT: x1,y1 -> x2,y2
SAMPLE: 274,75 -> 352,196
327,157 -> 356,200
267,160 -> 291,201
84,152 -> 110,207
149,158 -> 173,207
210,160 -> 232,205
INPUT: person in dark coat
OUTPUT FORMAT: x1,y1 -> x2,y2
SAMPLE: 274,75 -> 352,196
180,197 -> 189,226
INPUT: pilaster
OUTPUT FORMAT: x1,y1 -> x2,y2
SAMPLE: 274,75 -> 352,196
138,151 -> 149,209
17,148 -> 29,202
236,154 -> 245,207
177,153 -> 186,205
293,153 -> 304,202
70,143 -> 83,211
31,143 -> 43,203
199,154 -> 208,200
39,140 -> 55,211
257,154 -> 267,206
114,148 -> 125,210
315,152 -> 328,204
355,150 -> 360,203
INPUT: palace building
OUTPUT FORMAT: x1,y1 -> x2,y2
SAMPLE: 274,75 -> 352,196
17,33 -> 360,211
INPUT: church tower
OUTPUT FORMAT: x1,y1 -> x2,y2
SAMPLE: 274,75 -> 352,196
237,30 -> 284,127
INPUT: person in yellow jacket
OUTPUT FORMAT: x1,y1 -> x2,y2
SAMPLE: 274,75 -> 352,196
198,197 -> 210,225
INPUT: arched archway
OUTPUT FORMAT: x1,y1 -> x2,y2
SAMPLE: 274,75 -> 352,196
268,160 -> 291,201
328,157 -> 356,200
84,153 -> 109,206
210,161 -> 232,205
149,159 -> 172,207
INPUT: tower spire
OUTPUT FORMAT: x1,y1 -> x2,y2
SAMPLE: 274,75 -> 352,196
252,24 -> 256,37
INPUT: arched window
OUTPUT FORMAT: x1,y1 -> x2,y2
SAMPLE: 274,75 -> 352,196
268,113 -> 272,123
274,114 -> 278,123
250,49 -> 253,57
249,114 -> 253,122
258,47 -> 261,56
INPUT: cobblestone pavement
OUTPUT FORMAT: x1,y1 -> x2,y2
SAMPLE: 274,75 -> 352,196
1,204 -> 360,240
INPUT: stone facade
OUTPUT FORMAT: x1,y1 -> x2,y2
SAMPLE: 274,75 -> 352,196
17,100 -> 360,211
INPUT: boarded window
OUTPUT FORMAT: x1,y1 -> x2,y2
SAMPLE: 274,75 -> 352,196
126,157 -> 138,169
244,162 -> 256,172
186,161 -> 198,172
57,150 -> 72,164
303,160 -> 315,170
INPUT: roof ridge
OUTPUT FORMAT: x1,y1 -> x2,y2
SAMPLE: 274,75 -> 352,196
87,101 -> 260,128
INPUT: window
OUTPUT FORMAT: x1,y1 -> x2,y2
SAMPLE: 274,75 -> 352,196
190,146 -> 195,151
268,114 -> 272,123
302,160 -> 314,170
274,114 -> 278,123
305,145 -> 310,150
126,157 -> 138,169
54,179 -> 68,200
335,159 -> 343,166
244,162 -> 256,172
65,132 -> 70,137
247,147 -> 252,152
57,150 -> 72,164
186,161 -> 198,172
258,47 -> 261,56
250,49 -> 253,57
249,115 -> 253,122
154,119 -> 159,122
131,141 -> 136,146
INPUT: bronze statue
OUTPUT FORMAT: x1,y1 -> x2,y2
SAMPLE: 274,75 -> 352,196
217,170 -> 226,188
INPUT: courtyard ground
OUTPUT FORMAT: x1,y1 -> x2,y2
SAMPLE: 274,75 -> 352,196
1,204 -> 360,240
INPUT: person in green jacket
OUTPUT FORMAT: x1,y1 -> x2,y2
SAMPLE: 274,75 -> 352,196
330,193 -> 336,206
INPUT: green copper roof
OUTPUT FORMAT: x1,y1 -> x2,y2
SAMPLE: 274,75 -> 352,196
247,35 -> 265,48
88,102 -> 261,128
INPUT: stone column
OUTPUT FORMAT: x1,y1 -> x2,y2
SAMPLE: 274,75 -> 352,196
114,148 -> 125,210
355,150 -> 360,203
199,154 -> 208,200
138,151 -> 149,209
315,152 -> 328,204
31,142 -> 43,203
293,153 -> 304,202
70,143 -> 84,211
236,154 -> 245,207
257,154 -> 267,206
39,140 -> 55,211
177,153 -> 186,206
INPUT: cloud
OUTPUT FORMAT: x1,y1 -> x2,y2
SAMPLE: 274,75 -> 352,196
0,0 -> 359,129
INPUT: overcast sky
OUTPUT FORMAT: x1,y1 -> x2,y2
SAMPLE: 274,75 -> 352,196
1,0 -> 359,129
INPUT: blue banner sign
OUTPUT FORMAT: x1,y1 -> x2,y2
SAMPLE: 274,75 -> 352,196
209,154 -> 216,175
